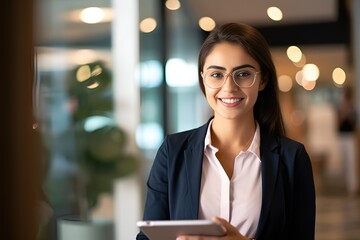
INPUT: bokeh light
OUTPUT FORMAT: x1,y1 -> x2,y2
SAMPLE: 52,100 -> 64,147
302,63 -> 320,81
140,18 -> 157,33
287,46 -> 302,63
199,17 -> 216,32
332,67 -> 346,86
165,0 -> 181,10
267,7 -> 283,21
278,75 -> 293,92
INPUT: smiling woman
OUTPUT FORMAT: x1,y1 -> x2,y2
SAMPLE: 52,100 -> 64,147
137,22 -> 316,240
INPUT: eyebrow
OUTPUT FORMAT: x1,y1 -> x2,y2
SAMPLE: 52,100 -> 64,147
206,64 -> 256,71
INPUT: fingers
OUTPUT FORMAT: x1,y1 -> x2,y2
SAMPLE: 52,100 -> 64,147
177,217 -> 248,240
211,217 -> 234,234
211,217 -> 248,240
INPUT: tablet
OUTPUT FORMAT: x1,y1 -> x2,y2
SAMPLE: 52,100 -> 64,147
137,219 -> 226,240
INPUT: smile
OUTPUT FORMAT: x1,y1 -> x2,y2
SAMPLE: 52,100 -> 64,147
220,98 -> 244,104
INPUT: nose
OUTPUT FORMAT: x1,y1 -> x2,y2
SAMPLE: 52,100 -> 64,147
222,73 -> 239,90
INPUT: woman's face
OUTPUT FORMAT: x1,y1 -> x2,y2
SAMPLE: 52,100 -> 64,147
201,42 -> 266,122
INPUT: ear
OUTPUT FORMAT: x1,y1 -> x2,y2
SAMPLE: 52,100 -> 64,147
259,77 -> 267,91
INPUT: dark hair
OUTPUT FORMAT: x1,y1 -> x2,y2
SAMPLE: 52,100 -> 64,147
198,22 -> 285,136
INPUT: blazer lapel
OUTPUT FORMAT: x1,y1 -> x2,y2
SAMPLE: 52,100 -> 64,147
183,121 -> 209,219
256,131 -> 280,237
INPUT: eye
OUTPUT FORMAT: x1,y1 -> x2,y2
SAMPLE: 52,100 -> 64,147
209,71 -> 225,79
233,69 -> 253,79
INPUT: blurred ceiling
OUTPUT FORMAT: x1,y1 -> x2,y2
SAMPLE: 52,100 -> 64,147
183,0 -> 353,84
184,0 -> 339,26
36,0 -> 354,85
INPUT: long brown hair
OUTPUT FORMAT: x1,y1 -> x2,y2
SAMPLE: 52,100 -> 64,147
198,22 -> 285,136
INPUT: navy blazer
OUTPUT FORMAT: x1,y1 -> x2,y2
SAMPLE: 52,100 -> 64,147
136,120 -> 316,240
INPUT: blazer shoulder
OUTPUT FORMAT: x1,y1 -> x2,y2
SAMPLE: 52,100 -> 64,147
261,129 -> 306,151
273,135 -> 311,165
261,131 -> 309,160
278,136 -> 306,149
164,122 -> 209,146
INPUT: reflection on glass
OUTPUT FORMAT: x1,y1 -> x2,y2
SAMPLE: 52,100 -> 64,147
136,123 -> 164,149
139,60 -> 163,88
165,58 -> 197,87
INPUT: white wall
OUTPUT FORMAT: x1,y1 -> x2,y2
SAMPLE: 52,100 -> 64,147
112,0 -> 142,239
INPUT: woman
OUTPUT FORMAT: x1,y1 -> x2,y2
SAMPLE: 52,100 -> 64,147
136,22 -> 315,240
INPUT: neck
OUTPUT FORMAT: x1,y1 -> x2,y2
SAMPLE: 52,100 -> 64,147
211,116 -> 256,150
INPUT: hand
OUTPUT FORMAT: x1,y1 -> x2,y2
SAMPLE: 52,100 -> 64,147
176,216 -> 251,240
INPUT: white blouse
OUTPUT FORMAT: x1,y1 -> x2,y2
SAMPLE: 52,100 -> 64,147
198,121 -> 262,238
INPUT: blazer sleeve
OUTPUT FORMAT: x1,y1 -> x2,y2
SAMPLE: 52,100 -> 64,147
136,137 -> 170,240
143,137 -> 171,220
289,144 -> 316,239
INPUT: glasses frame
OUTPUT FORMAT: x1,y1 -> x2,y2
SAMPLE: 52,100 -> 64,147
201,69 -> 261,89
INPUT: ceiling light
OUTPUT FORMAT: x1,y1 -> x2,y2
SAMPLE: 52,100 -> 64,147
332,67 -> 346,85
302,63 -> 319,81
267,7 -> 283,21
66,8 -> 112,23
80,7 -> 105,24
165,0 -> 181,10
199,17 -> 216,32
287,46 -> 302,63
140,18 -> 157,33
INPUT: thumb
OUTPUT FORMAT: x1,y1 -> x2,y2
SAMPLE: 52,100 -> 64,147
211,216 -> 229,227
211,216 -> 239,236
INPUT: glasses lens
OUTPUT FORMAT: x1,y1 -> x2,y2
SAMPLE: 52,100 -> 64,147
232,68 -> 256,87
204,70 -> 226,89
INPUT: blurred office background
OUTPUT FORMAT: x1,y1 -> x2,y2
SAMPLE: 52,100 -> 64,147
3,0 -> 360,239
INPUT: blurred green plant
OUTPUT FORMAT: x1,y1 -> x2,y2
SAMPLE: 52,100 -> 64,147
68,61 -> 138,210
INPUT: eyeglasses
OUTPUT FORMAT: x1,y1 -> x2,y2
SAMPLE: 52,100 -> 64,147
202,68 -> 260,89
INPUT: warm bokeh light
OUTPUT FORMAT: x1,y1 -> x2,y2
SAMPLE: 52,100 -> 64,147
87,81 -> 100,89
199,17 -> 216,32
302,63 -> 320,81
67,7 -> 112,23
293,54 -> 306,68
140,18 -> 157,33
295,70 -> 303,86
80,7 -> 105,24
287,46 -> 302,63
76,64 -> 103,87
76,65 -> 91,82
302,79 -> 316,91
165,0 -> 181,10
278,75 -> 293,92
332,67 -> 346,86
267,7 -> 283,21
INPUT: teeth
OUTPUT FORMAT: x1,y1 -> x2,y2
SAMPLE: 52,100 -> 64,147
221,98 -> 241,103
